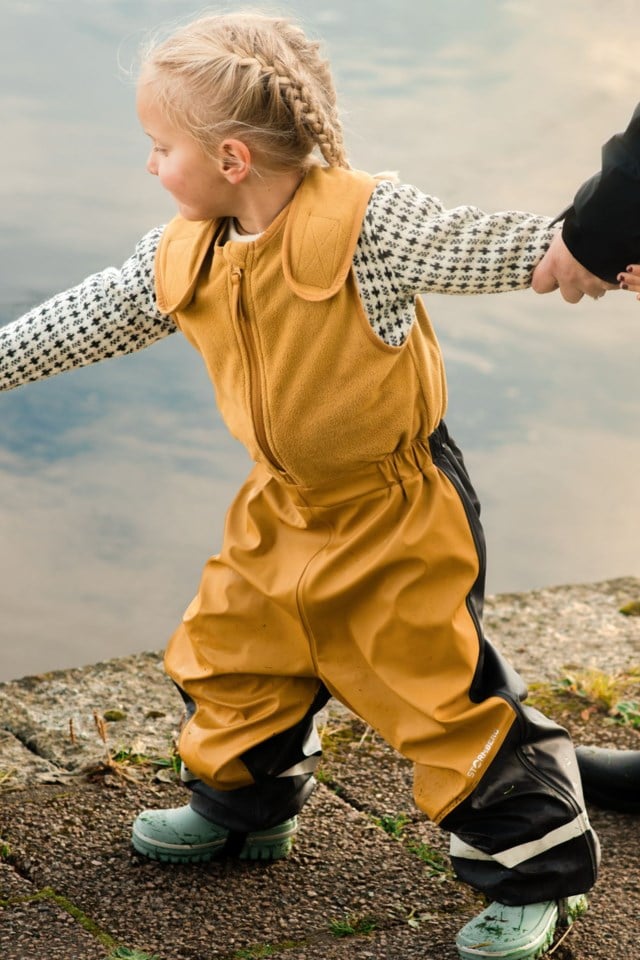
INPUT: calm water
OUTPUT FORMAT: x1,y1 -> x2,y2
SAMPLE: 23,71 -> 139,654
1,0 -> 640,680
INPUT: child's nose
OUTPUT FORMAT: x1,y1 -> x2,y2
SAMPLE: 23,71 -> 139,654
146,151 -> 158,176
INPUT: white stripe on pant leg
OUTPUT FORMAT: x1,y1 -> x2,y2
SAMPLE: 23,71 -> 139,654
277,720 -> 322,778
181,762 -> 198,783
277,755 -> 321,777
450,835 -> 493,862
450,812 -> 594,869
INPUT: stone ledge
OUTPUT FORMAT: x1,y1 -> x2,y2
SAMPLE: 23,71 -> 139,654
0,577 -> 638,787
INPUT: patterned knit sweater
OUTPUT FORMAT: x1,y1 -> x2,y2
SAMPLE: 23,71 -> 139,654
0,180 -> 554,391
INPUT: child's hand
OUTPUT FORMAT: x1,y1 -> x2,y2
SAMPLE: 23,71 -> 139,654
532,232 -> 614,302
618,266 -> 640,296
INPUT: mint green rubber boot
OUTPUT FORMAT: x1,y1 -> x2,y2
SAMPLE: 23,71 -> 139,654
456,895 -> 588,960
131,804 -> 297,864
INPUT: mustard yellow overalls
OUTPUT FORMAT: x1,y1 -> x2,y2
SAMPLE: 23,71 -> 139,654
155,166 -> 599,904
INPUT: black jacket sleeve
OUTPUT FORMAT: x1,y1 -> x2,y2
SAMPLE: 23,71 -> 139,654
560,103 -> 640,283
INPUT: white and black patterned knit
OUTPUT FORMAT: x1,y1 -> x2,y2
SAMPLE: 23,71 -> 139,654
0,182 -> 554,391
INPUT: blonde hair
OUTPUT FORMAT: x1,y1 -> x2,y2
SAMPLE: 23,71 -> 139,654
139,11 -> 349,171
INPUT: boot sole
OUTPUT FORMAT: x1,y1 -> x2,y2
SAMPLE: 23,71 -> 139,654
457,895 -> 588,960
131,821 -> 297,864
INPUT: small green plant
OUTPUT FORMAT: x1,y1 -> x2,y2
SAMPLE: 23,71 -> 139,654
559,670 -> 624,710
110,745 -> 181,777
609,699 -> 640,728
375,812 -> 409,838
234,946 -> 278,959
87,711 -> 180,782
407,841 -> 453,879
329,913 -> 377,938
528,668 -> 640,733
232,940 -> 303,959
314,768 -> 345,797
103,709 -> 128,722
318,718 -> 364,756
535,668 -> 639,715
0,839 -> 11,860
104,948 -> 162,960
619,600 -> 640,616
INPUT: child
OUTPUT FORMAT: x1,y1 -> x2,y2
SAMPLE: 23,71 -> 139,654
0,13 -> 600,960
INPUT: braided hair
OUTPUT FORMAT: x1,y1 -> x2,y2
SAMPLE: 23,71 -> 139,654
140,12 -> 349,171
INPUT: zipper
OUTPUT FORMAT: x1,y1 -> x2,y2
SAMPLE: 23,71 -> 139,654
230,266 -> 285,473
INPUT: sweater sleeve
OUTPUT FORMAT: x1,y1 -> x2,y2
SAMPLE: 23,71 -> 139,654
560,103 -> 640,283
352,180 -> 555,346
0,226 -> 175,392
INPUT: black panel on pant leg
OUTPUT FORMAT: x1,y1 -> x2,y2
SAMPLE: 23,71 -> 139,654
442,707 -> 600,904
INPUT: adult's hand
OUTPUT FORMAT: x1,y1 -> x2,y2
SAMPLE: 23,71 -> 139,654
618,264 -> 640,296
531,232 -> 616,303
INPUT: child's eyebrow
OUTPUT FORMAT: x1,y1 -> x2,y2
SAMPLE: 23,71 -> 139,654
143,131 -> 166,146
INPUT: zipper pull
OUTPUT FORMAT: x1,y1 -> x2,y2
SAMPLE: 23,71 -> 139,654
230,266 -> 243,321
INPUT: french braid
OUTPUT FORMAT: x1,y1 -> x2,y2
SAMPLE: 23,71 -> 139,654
140,13 -> 349,171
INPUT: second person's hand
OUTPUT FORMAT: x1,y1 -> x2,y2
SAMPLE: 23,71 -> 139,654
618,265 -> 640,296
532,232 -> 616,302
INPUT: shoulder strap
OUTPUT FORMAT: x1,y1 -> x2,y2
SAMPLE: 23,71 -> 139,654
156,168 -> 378,311
155,217 -> 219,315
282,167 -> 377,301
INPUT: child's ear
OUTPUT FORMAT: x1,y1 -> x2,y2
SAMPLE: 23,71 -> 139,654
219,139 -> 252,183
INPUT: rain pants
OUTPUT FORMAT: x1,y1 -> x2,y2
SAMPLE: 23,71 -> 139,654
154,165 -> 599,903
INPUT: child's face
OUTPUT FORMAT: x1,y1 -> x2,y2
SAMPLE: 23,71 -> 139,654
137,80 -> 231,221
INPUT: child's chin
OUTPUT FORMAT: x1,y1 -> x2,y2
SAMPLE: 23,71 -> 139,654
179,208 -> 207,221
176,203 -> 211,222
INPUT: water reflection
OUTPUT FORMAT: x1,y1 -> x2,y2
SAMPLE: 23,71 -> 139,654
1,0 -> 639,679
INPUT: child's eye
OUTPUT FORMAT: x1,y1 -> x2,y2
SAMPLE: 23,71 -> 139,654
153,145 -> 168,155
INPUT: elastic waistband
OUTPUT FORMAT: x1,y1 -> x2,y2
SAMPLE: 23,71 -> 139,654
264,430 -> 446,509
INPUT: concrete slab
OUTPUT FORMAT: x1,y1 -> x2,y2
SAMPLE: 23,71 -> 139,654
0,863 -> 107,960
0,779 -> 474,959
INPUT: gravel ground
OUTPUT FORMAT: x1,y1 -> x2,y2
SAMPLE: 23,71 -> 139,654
0,576 -> 638,959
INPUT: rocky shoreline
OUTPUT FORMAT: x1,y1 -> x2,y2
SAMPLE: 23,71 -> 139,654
1,576 -> 638,788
